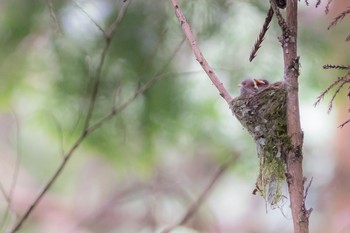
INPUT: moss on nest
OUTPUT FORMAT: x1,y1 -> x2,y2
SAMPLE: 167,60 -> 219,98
230,82 -> 291,208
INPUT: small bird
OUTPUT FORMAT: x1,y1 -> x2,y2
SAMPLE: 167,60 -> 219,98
238,79 -> 270,96
238,79 -> 258,96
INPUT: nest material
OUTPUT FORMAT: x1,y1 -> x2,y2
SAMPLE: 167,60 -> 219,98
230,82 -> 290,207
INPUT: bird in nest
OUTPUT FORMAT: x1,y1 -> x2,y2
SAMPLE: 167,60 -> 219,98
238,78 -> 269,96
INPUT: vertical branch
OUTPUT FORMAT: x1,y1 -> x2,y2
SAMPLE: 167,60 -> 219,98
278,0 -> 311,233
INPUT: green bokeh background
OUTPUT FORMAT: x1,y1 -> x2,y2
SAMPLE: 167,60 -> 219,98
0,0 -> 348,232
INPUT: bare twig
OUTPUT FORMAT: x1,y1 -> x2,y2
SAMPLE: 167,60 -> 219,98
325,0 -> 334,14
6,2 -> 131,232
304,0 -> 309,6
170,0 -> 233,104
0,183 -> 11,231
45,0 -> 62,34
338,118 -> 350,128
88,38 -> 186,133
0,183 -> 17,232
316,0 -> 321,8
83,0 -> 130,130
6,26 -> 186,233
0,183 -> 10,205
73,0 -> 106,35
328,7 -> 350,30
1,113 -> 21,229
7,82 -> 150,233
6,133 -> 86,233
303,177 -> 314,218
304,177 -> 313,200
161,161 -> 231,233
249,7 -> 274,62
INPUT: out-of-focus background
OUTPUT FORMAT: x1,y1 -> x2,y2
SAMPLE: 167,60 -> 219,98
0,0 -> 350,232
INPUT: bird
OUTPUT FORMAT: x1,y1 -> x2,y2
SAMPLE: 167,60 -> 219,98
238,78 -> 270,96
238,79 -> 258,96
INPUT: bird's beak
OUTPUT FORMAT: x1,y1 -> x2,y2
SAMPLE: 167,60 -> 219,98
237,84 -> 242,87
254,79 -> 266,85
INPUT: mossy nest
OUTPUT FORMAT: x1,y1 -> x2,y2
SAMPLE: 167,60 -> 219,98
230,82 -> 290,207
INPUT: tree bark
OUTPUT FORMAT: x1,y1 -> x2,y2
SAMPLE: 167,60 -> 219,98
283,1 -> 310,233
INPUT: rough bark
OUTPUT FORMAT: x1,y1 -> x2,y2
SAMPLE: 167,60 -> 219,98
283,1 -> 311,233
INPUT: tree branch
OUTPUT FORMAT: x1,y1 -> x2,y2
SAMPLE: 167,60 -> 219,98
170,0 -> 233,104
6,26 -> 186,233
279,0 -> 310,232
161,160 -> 232,233
83,0 -> 130,130
1,113 -> 21,230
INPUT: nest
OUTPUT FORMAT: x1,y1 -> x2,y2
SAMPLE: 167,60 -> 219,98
230,82 -> 290,207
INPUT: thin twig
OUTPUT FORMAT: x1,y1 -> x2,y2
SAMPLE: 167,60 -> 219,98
0,183 -> 17,232
249,7 -> 274,62
338,118 -> 350,128
0,183 -> 10,204
161,161 -> 231,233
73,0 -> 106,36
1,113 -> 21,229
6,2 -> 131,232
88,38 -> 186,133
6,133 -> 86,233
0,183 -> 11,231
304,177 -> 313,200
6,27 -> 185,233
303,177 -> 314,218
178,163 -> 229,225
304,0 -> 309,6
328,80 -> 348,113
325,0 -> 333,14
315,0 -> 321,8
328,7 -> 350,30
170,0 -> 233,104
45,0 -> 62,34
83,0 -> 130,130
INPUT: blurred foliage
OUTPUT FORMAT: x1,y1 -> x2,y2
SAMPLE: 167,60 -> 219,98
0,0 -> 348,232
0,0 -> 342,174
0,0 -> 238,174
